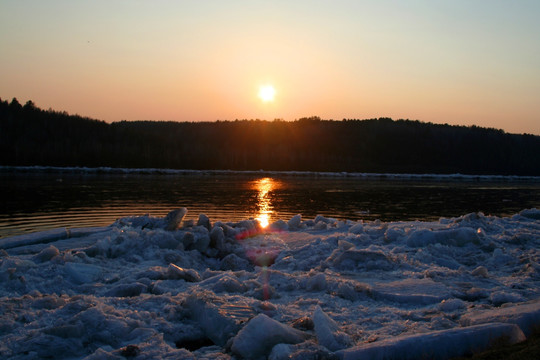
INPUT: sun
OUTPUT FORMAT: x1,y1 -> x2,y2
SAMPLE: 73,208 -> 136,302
258,85 -> 275,102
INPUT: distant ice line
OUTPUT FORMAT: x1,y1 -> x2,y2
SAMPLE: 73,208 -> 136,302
2,165 -> 540,182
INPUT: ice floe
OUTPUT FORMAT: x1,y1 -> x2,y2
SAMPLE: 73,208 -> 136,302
0,208 -> 539,359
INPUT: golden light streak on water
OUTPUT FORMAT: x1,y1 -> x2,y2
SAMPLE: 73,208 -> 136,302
251,177 -> 280,228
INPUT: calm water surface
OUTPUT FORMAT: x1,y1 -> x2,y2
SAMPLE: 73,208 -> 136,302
1,172 -> 539,238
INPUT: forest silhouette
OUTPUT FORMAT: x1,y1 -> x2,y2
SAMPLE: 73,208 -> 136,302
1,97 -> 539,175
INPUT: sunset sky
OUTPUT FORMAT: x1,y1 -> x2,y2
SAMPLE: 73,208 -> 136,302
1,0 -> 539,135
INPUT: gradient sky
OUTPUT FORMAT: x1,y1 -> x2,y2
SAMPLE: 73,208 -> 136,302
1,0 -> 539,134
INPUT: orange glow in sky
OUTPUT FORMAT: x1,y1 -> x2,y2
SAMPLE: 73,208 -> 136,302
1,1 -> 539,134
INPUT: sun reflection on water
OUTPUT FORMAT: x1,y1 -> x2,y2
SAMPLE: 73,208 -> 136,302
251,177 -> 280,228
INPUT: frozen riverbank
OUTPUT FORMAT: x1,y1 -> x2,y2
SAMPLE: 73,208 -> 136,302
1,209 -> 540,359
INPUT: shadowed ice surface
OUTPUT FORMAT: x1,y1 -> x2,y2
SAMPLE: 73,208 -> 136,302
1,207 -> 539,359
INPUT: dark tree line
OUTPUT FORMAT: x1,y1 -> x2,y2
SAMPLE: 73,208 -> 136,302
1,97 -> 539,175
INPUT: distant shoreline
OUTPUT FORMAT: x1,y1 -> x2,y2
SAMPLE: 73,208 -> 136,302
2,165 -> 540,182
3,100 -> 540,175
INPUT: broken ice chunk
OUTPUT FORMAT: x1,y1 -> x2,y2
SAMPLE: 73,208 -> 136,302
288,214 -> 302,230
461,300 -> 540,337
64,262 -> 102,284
197,213 -> 212,230
231,314 -> 309,359
471,266 -> 489,278
33,245 -> 60,263
313,306 -> 353,351
210,225 -> 226,251
438,298 -> 466,312
338,323 -> 525,360
165,208 -> 188,231
220,253 -> 251,271
166,264 -> 201,282
348,223 -> 364,234
184,292 -> 256,346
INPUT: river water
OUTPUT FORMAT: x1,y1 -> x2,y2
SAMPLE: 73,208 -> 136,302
1,170 -> 539,238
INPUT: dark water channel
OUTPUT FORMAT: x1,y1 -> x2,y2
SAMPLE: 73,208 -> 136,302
1,171 -> 539,238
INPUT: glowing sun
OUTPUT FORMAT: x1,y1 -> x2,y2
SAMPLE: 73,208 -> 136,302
258,85 -> 275,102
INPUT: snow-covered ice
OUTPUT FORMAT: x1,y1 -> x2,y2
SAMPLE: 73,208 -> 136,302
1,208 -> 540,359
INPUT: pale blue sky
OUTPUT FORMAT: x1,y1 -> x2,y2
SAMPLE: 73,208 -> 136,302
1,0 -> 539,134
